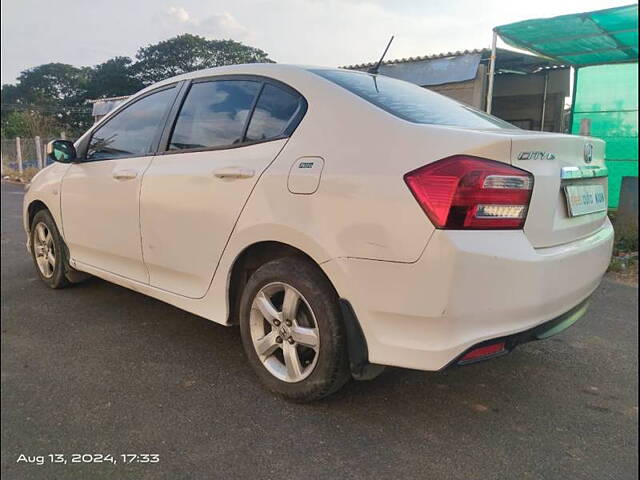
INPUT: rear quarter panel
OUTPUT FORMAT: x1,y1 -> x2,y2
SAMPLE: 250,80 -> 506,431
227,71 -> 514,264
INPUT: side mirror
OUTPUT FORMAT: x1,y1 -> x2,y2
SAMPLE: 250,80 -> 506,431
46,139 -> 77,164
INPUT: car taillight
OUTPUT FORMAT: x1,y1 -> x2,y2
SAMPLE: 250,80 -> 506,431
458,342 -> 507,364
404,156 -> 533,229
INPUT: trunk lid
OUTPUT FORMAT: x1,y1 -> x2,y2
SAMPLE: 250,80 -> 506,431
509,132 -> 608,248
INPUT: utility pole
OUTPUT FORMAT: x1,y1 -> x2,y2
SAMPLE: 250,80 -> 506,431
540,71 -> 549,131
486,29 -> 498,114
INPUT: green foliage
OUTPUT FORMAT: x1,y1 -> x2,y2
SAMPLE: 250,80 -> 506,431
133,34 -> 272,85
0,110 -> 64,139
1,35 -> 273,137
85,57 -> 144,99
1,83 -> 28,125
1,63 -> 92,136
14,63 -> 89,104
0,111 -> 27,138
1,84 -> 22,108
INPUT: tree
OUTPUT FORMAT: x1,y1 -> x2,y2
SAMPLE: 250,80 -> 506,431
84,57 -> 144,100
0,111 -> 27,138
133,34 -> 272,85
1,63 -> 92,135
13,63 -> 89,105
1,34 -> 274,136
0,83 -> 23,125
0,110 -> 62,139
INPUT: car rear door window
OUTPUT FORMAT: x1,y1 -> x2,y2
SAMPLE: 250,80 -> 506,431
169,80 -> 261,150
86,87 -> 176,160
245,84 -> 302,142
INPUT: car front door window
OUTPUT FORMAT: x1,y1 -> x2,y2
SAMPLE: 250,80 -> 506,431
87,87 -> 176,160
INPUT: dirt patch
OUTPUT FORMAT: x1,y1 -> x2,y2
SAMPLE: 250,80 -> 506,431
607,253 -> 638,286
2,167 -> 39,183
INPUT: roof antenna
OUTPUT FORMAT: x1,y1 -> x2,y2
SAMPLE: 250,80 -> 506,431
368,35 -> 394,74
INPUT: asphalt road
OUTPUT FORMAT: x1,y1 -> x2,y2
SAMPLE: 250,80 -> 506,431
1,180 -> 638,480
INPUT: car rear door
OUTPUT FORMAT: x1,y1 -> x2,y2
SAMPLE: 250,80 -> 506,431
61,85 -> 180,282
139,77 -> 306,298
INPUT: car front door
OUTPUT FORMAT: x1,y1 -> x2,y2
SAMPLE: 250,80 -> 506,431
61,85 -> 180,282
139,77 -> 306,298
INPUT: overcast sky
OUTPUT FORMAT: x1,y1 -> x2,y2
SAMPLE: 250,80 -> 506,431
0,0 -> 629,84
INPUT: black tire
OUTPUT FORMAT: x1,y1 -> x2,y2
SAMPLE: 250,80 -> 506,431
239,256 -> 350,401
30,209 -> 71,289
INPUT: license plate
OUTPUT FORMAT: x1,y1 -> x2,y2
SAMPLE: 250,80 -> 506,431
564,184 -> 607,217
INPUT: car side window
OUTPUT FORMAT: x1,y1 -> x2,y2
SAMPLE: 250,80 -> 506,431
169,80 -> 261,150
86,87 -> 176,160
245,84 -> 302,142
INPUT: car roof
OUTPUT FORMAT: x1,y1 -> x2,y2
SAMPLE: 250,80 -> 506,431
128,64 -> 341,102
155,64 -> 331,86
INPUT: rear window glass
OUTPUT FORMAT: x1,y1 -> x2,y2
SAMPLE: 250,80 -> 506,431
246,84 -> 301,142
310,69 -> 517,130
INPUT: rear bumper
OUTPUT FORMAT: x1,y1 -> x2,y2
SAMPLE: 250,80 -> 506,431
322,219 -> 614,371
446,296 -> 590,368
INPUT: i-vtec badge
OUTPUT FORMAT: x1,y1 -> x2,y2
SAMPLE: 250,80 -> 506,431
517,151 -> 556,160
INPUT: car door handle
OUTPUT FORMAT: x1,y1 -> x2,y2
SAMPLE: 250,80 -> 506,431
213,167 -> 255,179
112,170 -> 138,181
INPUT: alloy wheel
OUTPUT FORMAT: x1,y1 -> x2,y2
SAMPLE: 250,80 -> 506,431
249,282 -> 320,383
33,222 -> 56,278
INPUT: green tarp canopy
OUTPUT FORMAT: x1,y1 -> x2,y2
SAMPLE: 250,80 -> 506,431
571,63 -> 638,208
495,4 -> 638,208
495,4 -> 638,66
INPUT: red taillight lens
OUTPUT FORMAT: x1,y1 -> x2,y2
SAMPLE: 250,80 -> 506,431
459,342 -> 506,363
404,156 -> 533,229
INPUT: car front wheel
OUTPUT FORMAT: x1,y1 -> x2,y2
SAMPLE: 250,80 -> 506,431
30,209 -> 71,289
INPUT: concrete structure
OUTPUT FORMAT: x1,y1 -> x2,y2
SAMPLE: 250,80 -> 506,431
346,48 -> 570,132
87,95 -> 129,124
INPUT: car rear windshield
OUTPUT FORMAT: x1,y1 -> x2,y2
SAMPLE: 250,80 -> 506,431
309,69 -> 517,130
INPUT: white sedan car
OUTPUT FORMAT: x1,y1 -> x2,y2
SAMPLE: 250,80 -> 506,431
24,64 -> 613,401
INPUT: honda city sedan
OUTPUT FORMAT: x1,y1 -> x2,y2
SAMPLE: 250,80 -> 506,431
24,64 -> 613,400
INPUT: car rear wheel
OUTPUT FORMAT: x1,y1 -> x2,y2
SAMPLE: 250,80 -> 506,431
239,256 -> 350,401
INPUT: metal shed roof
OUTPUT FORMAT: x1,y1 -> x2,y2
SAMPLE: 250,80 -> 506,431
343,47 -> 563,72
343,48 -> 566,87
495,4 -> 638,66
87,96 -> 130,117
